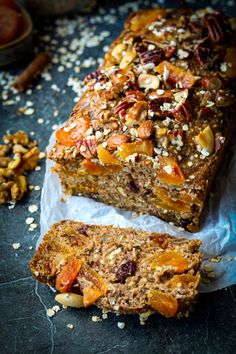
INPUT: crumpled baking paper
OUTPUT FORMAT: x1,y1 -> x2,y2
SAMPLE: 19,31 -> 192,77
40,130 -> 236,293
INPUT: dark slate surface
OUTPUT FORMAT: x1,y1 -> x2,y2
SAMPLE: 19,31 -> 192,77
1,0 -> 236,353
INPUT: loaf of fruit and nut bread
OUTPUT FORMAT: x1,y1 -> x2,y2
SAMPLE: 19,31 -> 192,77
30,220 -> 202,318
49,7 -> 236,232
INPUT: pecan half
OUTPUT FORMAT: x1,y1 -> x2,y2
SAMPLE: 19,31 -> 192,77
198,107 -> 215,119
125,90 -> 146,102
139,49 -> 163,65
195,40 -> 211,65
172,100 -> 192,122
203,13 -> 225,43
76,139 -> 97,159
84,70 -> 106,84
114,100 -> 134,116
116,260 -> 137,284
148,96 -> 172,119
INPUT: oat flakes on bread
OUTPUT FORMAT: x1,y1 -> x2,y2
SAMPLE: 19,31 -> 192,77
30,220 -> 201,318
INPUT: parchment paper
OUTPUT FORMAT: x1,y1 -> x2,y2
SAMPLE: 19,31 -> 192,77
40,130 -> 236,293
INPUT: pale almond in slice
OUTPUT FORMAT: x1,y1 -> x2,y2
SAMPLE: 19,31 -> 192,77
107,134 -> 130,148
138,121 -> 154,139
195,125 -> 214,153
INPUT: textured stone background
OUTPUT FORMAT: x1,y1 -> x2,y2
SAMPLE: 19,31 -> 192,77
1,0 -> 236,353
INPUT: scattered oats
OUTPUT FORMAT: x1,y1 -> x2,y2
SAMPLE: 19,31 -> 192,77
26,100 -> 33,107
28,204 -> 38,213
206,101 -> 215,107
182,124 -> 188,131
47,309 -> 55,318
37,118 -> 44,124
101,142 -> 108,148
92,315 -> 101,322
52,305 -> 60,313
35,166 -> 41,171
117,322 -> 125,329
102,313 -> 108,320
12,243 -> 21,250
67,323 -> 74,329
52,124 -> 59,130
57,65 -> 65,72
34,185 -> 41,191
29,185 -> 34,190
177,48 -> 189,59
226,257 -> 233,261
201,149 -> 210,157
29,246 -> 33,250
8,204 -> 15,209
220,62 -> 227,72
26,217 -> 34,225
24,108 -> 35,115
26,89 -> 32,95
187,161 -> 193,167
162,150 -> 169,157
163,65 -> 169,81
30,223 -> 38,230
51,84 -> 60,92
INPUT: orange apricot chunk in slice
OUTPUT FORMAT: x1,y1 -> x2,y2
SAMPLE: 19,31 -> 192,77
156,61 -> 196,89
118,140 -> 154,160
81,159 -> 122,175
97,145 -> 121,165
148,289 -> 178,317
129,8 -> 167,32
56,256 -> 82,293
157,155 -> 185,186
169,273 -> 201,289
149,251 -> 188,273
56,116 -> 91,146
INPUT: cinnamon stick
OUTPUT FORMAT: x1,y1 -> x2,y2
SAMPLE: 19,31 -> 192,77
13,52 -> 51,91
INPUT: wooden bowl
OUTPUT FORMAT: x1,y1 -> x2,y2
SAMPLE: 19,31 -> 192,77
0,7 -> 33,67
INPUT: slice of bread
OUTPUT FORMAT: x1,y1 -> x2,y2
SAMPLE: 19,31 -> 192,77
30,220 -> 201,318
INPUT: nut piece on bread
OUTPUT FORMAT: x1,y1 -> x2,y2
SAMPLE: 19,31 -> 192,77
30,220 -> 202,318
49,6 -> 236,232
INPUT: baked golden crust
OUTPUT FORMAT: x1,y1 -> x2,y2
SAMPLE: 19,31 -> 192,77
30,220 -> 202,317
49,7 -> 236,231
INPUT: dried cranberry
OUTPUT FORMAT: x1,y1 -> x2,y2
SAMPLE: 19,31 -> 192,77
116,260 -> 137,284
77,224 -> 89,236
203,13 -> 225,43
114,100 -> 134,116
128,180 -> 140,193
139,49 -> 163,65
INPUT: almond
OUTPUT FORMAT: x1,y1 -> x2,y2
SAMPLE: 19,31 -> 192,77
138,121 -> 154,139
107,134 -> 130,148
195,125 -> 214,153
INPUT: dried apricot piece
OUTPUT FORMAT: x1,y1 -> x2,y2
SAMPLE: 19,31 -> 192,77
128,9 -> 167,32
56,116 -> 91,146
156,61 -> 196,89
157,156 -> 185,186
81,159 -> 122,175
56,256 -> 82,293
148,289 -> 178,317
149,251 -> 188,273
78,262 -> 107,307
169,273 -> 201,289
97,145 -> 121,165
155,186 -> 191,213
83,288 -> 103,308
81,159 -> 103,175
118,140 -> 154,160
